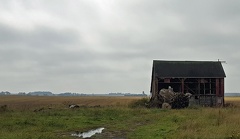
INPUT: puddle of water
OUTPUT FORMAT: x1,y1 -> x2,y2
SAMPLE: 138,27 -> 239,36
71,127 -> 105,138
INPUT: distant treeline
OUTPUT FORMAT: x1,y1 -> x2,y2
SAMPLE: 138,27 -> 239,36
0,91 -> 148,97
225,93 -> 240,97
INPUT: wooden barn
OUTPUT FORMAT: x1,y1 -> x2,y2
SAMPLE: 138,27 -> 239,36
150,60 -> 226,107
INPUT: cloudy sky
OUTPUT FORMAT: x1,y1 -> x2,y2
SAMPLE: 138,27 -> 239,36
0,0 -> 239,94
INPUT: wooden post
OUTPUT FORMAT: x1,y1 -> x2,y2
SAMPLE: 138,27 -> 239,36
181,78 -> 184,93
155,78 -> 158,94
220,78 -> 224,106
198,79 -> 200,95
198,79 -> 200,105
152,77 -> 158,99
216,79 -> 219,97
220,78 -> 224,97
209,79 -> 212,94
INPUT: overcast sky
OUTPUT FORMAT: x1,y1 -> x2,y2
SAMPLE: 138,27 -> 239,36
0,0 -> 240,94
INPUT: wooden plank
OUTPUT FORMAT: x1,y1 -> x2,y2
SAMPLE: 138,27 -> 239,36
216,79 -> 219,97
181,78 -> 184,93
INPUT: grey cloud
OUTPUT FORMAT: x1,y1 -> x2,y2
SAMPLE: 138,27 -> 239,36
0,0 -> 240,93
101,1 -> 239,52
0,22 -> 81,69
0,23 -> 79,48
0,24 -> 22,44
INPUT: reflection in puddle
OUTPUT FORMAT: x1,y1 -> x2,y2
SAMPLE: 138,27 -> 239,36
71,127 -> 105,138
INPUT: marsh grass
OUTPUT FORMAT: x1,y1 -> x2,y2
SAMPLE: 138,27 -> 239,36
1,96 -> 240,138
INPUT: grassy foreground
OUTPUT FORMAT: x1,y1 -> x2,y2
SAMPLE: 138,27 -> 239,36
0,96 -> 240,139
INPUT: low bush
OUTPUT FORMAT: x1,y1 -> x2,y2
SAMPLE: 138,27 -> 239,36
128,97 -> 149,108
0,105 -> 8,112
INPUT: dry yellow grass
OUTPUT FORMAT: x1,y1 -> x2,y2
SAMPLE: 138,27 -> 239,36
1,96 -> 240,110
225,96 -> 240,106
225,96 -> 240,101
0,95 -> 146,110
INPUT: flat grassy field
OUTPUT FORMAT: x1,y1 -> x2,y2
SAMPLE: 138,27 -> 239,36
0,96 -> 240,139
0,96 -> 143,110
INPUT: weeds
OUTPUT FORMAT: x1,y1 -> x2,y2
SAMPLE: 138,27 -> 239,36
1,96 -> 240,138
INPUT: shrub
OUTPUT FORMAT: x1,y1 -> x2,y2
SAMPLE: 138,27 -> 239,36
0,105 -> 8,112
128,98 -> 149,108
